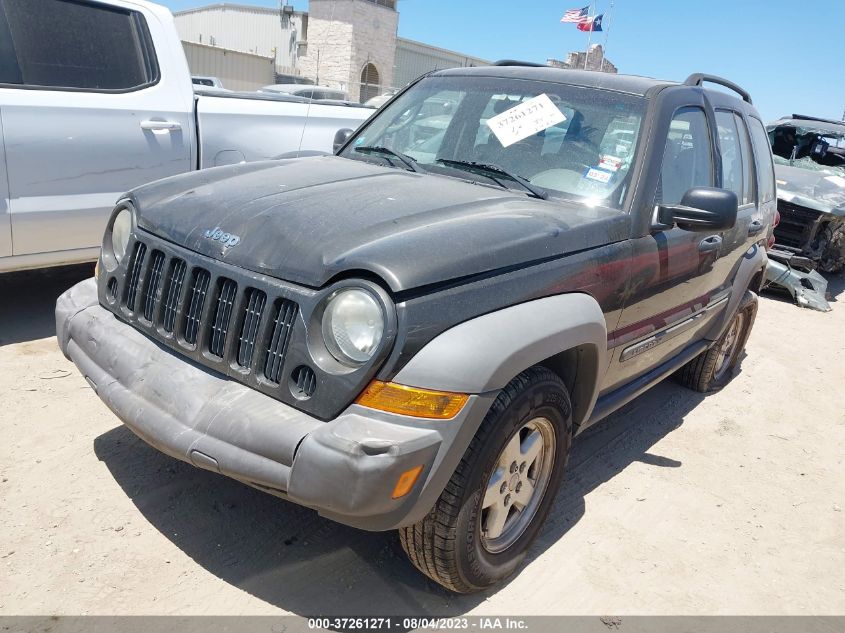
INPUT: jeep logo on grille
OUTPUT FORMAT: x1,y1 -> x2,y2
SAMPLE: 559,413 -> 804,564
204,227 -> 241,248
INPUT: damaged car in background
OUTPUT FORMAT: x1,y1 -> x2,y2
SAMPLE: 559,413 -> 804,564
763,115 -> 845,311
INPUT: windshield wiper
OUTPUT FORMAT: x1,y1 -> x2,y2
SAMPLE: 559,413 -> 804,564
354,146 -> 426,173
435,159 -> 548,199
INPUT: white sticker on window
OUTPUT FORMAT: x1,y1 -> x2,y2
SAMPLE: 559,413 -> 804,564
486,94 -> 567,148
599,155 -> 623,172
584,167 -> 613,183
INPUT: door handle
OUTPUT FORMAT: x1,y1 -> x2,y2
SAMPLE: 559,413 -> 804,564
748,220 -> 764,236
698,235 -> 722,253
140,120 -> 181,132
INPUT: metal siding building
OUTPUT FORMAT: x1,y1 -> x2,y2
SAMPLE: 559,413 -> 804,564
174,3 -> 306,77
182,41 -> 276,91
174,3 -> 488,97
394,38 -> 488,90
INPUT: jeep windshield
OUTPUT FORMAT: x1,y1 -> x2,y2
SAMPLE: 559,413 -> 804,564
340,75 -> 645,209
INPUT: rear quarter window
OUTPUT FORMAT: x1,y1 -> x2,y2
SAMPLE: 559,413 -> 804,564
748,116 -> 776,203
0,0 -> 159,91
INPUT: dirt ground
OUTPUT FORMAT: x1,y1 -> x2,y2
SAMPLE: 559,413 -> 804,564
1,264 -> 843,616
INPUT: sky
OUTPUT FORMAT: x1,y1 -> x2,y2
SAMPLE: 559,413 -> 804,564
160,0 -> 845,124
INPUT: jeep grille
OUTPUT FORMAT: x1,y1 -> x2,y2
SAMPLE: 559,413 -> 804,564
113,238 -> 299,384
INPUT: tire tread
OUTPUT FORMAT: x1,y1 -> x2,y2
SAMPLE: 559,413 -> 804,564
398,366 -> 564,593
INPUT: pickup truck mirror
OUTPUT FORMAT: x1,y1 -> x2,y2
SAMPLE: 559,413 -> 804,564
656,187 -> 738,233
333,128 -> 354,153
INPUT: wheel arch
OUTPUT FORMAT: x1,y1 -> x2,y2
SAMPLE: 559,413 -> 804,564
393,292 -> 609,428
706,243 -> 767,341
537,343 -> 602,430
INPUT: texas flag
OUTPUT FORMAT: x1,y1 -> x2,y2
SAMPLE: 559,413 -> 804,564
577,13 -> 604,31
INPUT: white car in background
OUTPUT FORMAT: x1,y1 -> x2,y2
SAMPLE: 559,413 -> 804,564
0,0 -> 371,273
364,91 -> 398,109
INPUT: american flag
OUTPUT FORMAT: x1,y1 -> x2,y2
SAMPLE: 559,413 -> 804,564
561,6 -> 589,23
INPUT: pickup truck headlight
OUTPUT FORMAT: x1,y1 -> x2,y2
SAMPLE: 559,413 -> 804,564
322,288 -> 385,364
111,207 -> 133,264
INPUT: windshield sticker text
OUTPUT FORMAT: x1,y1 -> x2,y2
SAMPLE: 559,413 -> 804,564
486,94 -> 567,148
584,167 -> 614,184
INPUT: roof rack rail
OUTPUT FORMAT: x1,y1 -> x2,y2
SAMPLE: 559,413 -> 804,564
493,60 -> 547,67
683,73 -> 752,104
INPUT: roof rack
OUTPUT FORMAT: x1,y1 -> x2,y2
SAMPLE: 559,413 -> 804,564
492,60 -> 547,68
683,73 -> 752,105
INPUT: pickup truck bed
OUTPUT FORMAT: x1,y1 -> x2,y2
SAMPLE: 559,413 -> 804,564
0,0 -> 372,272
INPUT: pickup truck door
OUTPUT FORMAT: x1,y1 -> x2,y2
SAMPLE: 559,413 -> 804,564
0,109 -> 9,258
603,101 -> 736,392
0,0 -> 194,258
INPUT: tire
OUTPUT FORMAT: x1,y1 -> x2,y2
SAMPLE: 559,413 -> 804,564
677,290 -> 758,393
398,366 -> 573,593
818,221 -> 845,274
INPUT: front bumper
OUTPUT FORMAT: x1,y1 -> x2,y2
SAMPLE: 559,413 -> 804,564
57,279 -> 495,530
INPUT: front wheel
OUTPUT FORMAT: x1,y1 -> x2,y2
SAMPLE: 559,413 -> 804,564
398,367 -> 572,593
818,221 -> 845,274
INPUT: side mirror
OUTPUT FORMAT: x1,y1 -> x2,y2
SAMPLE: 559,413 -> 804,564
656,187 -> 738,232
333,128 -> 354,153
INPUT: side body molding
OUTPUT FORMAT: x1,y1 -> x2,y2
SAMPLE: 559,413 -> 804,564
394,293 -> 609,428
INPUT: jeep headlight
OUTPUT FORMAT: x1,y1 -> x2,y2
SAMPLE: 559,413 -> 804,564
322,288 -> 385,364
111,207 -> 132,264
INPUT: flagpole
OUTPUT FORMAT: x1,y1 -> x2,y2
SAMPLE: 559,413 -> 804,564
600,0 -> 614,72
583,1 -> 595,69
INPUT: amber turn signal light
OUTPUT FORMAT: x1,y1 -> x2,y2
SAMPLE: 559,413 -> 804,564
392,465 -> 424,499
356,381 -> 468,419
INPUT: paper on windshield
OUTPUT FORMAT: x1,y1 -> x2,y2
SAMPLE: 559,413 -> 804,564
486,94 -> 567,148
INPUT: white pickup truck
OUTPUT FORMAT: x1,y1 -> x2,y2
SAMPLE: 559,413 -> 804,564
0,0 -> 372,272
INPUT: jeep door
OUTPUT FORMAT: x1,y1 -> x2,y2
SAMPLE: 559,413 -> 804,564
0,0 -> 194,261
603,95 -> 740,391
0,108 -> 9,259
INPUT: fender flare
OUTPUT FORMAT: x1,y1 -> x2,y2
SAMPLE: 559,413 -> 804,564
706,243 -> 768,341
393,293 -> 609,428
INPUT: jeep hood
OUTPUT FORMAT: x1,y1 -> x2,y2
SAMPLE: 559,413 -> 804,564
774,163 -> 845,217
131,156 -> 628,292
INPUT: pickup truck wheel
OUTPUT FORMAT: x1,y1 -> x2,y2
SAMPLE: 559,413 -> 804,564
398,366 -> 572,593
818,222 -> 845,274
677,290 -> 758,392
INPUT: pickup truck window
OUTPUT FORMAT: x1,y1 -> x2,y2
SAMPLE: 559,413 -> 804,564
0,0 -> 159,92
343,76 -> 645,210
658,107 -> 714,204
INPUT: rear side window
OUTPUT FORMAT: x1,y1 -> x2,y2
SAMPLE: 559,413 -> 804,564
748,117 -> 776,203
734,113 -> 756,205
0,0 -> 159,91
715,110 -> 743,202
658,107 -> 714,204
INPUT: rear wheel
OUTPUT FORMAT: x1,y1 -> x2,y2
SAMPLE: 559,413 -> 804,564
398,366 -> 572,593
677,290 -> 758,392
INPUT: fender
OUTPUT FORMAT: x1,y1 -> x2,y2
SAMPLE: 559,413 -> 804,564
394,292 -> 609,428
705,243 -> 767,341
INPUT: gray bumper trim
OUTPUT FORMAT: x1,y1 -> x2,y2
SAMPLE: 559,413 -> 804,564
56,279 -> 495,530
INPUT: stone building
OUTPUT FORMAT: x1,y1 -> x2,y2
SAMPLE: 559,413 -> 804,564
547,44 -> 617,74
298,0 -> 398,102
175,1 -> 488,102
